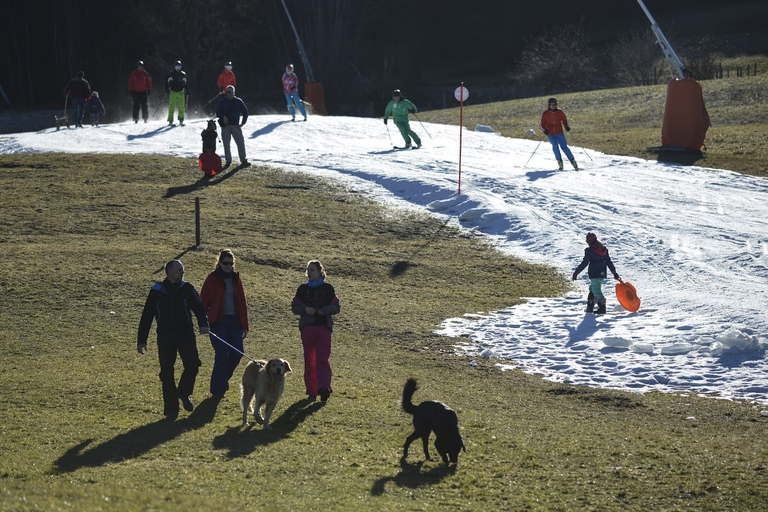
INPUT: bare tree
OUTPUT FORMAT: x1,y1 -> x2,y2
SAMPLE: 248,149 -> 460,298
608,30 -> 665,86
512,18 -> 598,96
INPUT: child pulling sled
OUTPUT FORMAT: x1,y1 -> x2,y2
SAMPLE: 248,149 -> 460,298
572,232 -> 620,314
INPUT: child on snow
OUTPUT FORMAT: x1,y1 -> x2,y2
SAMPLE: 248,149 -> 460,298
572,232 -> 619,314
201,119 -> 218,153
87,91 -> 106,126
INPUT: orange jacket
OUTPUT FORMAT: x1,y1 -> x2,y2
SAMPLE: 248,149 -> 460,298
540,108 -> 568,136
200,270 -> 249,331
217,69 -> 236,91
128,68 -> 152,93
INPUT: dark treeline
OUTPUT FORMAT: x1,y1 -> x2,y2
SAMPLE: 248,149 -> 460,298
1,0 -> 764,118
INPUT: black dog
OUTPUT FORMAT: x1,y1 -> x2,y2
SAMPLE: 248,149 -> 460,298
401,378 -> 466,464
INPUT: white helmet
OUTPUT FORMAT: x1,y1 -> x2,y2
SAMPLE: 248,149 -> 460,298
286,64 -> 294,73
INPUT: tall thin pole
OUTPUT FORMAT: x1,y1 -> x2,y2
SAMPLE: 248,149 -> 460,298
458,82 -> 464,195
279,0 -> 316,83
195,197 -> 201,247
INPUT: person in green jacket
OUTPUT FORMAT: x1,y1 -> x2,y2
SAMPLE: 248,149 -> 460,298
383,89 -> 421,148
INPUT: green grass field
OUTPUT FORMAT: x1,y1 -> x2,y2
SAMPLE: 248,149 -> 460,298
2,69 -> 768,510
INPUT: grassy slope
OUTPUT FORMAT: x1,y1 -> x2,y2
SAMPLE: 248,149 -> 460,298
418,57 -> 768,177
0,151 -> 767,509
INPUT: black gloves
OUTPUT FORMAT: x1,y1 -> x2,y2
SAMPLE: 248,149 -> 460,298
565,124 -> 571,131
384,119 -> 388,125
543,129 -> 549,135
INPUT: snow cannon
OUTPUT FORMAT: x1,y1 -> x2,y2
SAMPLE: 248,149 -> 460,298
615,279 -> 641,312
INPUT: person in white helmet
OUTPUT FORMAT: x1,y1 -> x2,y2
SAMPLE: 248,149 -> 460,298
282,64 -> 307,122
218,61 -> 236,93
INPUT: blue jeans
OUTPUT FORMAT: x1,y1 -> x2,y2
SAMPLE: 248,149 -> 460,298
547,133 -> 574,161
285,92 -> 307,119
208,315 -> 244,396
71,97 -> 85,125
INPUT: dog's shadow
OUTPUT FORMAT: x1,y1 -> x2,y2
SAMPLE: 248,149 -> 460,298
370,458 -> 457,496
51,396 -> 221,474
212,398 -> 324,458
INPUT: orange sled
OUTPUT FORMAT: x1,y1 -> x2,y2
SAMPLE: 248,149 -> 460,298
615,279 -> 641,312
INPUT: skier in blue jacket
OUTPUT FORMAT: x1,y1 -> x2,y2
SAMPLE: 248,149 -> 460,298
572,232 -> 619,314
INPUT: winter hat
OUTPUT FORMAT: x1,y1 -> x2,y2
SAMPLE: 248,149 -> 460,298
586,232 -> 597,244
207,119 -> 217,129
225,85 -> 235,94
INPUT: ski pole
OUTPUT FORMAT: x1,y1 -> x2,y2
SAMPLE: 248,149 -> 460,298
524,140 -> 543,167
413,112 -> 432,139
152,92 -> 168,117
385,121 -> 393,146
567,130 -> 594,163
201,92 -> 223,111
208,331 -> 257,363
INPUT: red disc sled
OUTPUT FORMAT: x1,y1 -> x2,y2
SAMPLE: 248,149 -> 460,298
198,152 -> 222,176
615,279 -> 641,312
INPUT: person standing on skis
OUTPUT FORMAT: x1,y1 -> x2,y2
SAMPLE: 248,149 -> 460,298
572,232 -> 620,314
128,61 -> 152,123
383,89 -> 421,149
166,60 -> 188,126
218,62 -> 236,93
282,64 -> 307,122
540,98 -> 577,170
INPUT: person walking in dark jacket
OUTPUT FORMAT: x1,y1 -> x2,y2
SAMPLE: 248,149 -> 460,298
215,85 -> 249,167
572,233 -> 620,314
128,61 -> 152,123
166,60 -> 188,126
64,71 -> 91,128
138,259 -> 209,420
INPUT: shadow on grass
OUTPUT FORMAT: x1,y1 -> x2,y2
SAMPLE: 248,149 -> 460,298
370,458 -> 457,496
164,164 -> 247,198
211,398 -> 323,458
388,217 -> 452,279
152,245 -> 199,275
51,396 -> 222,474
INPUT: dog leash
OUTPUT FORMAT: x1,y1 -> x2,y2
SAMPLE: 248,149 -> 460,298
208,330 -> 257,363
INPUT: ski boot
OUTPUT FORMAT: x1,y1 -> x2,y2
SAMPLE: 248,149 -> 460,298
405,142 -> 412,148
586,291 -> 595,313
596,298 -> 607,314
570,159 -> 578,170
557,159 -> 564,170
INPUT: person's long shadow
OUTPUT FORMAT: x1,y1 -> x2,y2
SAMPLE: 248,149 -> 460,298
212,398 -> 323,459
370,458 -> 457,496
164,164 -> 246,198
126,126 -> 173,140
248,121 -> 291,139
52,396 -> 221,474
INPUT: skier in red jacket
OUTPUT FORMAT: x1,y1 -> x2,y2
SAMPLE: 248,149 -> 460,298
540,98 -> 578,170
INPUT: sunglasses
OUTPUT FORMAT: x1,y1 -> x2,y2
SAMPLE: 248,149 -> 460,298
220,261 -> 234,266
